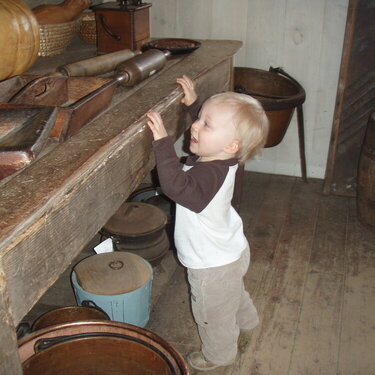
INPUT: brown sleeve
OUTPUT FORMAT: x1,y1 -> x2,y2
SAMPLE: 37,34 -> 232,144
152,136 -> 230,213
184,98 -> 203,122
232,164 -> 244,213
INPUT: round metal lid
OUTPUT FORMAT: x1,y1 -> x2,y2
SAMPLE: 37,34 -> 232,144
74,252 -> 152,295
103,202 -> 167,237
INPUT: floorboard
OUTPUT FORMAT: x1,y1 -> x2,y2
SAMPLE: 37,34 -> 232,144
240,178 -> 321,374
338,199 -> 375,375
241,174 -> 295,295
289,193 -> 348,374
21,172 -> 375,374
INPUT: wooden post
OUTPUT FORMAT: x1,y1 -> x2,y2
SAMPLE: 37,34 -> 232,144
323,0 -> 375,196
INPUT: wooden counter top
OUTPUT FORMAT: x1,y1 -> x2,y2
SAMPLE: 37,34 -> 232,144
0,39 -> 241,374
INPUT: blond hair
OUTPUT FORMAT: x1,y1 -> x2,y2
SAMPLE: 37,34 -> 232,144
206,92 -> 269,164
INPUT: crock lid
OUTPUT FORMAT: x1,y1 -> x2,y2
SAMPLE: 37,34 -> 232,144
74,252 -> 152,295
103,202 -> 167,236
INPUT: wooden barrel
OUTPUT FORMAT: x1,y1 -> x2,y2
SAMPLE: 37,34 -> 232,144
357,111 -> 375,229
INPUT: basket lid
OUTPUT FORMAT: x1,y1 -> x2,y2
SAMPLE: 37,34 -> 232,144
74,252 -> 152,295
103,202 -> 167,236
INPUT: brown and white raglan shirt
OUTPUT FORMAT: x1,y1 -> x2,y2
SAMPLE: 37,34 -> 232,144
152,136 -> 248,270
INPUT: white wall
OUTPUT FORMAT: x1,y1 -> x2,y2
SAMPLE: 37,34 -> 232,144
150,0 -> 349,179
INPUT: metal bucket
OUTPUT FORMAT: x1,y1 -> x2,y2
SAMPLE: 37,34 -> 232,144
234,66 -> 305,147
71,253 -> 153,327
18,321 -> 189,375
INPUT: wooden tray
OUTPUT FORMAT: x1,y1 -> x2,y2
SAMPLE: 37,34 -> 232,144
0,75 -> 116,141
0,105 -> 57,179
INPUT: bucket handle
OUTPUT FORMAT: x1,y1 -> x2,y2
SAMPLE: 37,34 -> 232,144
16,322 -> 31,340
235,85 -> 287,100
99,14 -> 121,40
33,332 -> 177,374
269,66 -> 304,92
81,300 -> 110,319
235,66 -> 305,101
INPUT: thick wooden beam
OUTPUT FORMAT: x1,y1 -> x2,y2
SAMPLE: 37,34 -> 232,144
0,267 -> 23,375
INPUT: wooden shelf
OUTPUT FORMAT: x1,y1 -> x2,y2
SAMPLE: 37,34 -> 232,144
0,39 -> 242,374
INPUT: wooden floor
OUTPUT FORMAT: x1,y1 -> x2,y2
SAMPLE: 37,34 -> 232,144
146,172 -> 375,375
23,172 -> 375,374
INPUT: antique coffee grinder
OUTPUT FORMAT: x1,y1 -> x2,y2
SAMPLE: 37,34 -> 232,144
94,0 -> 152,53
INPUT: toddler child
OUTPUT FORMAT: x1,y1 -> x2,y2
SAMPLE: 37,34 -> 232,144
146,75 -> 269,371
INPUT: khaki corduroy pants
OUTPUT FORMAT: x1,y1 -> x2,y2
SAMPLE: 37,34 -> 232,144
187,246 -> 259,365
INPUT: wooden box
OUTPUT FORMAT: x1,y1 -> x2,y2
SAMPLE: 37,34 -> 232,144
0,75 -> 116,141
94,2 -> 151,53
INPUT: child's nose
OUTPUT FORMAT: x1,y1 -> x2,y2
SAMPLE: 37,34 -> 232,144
191,121 -> 199,131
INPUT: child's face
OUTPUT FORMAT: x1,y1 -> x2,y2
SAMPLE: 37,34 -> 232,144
190,99 -> 238,162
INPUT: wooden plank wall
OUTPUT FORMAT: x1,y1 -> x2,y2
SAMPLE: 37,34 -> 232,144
323,0 -> 375,196
151,0 -> 349,180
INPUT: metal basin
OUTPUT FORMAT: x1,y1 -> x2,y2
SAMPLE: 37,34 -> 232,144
234,67 -> 305,147
31,305 -> 109,331
18,321 -> 190,375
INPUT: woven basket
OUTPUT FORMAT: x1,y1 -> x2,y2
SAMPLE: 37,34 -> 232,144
79,11 -> 96,45
38,17 -> 81,57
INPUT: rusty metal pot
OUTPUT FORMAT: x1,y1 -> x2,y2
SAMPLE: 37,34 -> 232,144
114,230 -> 170,265
31,302 -> 109,331
234,66 -> 306,148
102,201 -> 170,265
127,184 -> 174,224
18,321 -> 189,375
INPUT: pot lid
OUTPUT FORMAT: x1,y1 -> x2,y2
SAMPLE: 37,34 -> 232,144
103,202 -> 167,236
74,252 -> 152,295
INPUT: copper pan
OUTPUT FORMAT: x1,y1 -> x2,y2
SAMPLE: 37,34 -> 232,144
18,320 -> 189,374
31,303 -> 109,331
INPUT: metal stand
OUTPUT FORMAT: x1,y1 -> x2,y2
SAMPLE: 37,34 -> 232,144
297,104 -> 307,182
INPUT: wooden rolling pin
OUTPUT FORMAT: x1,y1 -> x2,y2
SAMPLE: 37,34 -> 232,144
115,49 -> 171,87
10,49 -> 139,104
56,49 -> 141,77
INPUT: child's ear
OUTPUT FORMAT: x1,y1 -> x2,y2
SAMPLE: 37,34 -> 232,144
224,139 -> 240,155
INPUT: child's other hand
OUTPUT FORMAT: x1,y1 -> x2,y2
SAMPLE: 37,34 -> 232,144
147,111 -> 168,141
176,75 -> 197,106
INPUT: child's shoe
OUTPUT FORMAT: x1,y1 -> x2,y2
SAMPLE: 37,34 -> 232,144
238,329 -> 252,353
187,351 -> 222,372
187,351 -> 235,371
